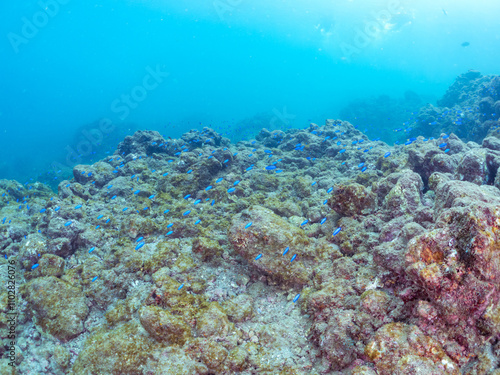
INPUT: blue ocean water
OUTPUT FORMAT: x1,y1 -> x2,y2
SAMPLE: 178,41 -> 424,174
1,0 -> 499,185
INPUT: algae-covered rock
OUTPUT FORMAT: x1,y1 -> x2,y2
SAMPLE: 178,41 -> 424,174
359,289 -> 391,317
428,171 -> 451,191
455,148 -> 489,185
313,237 -> 343,261
312,309 -> 358,369
463,342 -> 499,375
381,170 -> 423,219
479,300 -> 500,336
227,346 -> 248,372
365,323 -> 459,374
172,252 -> 196,273
192,236 -> 223,260
101,176 -> 133,197
38,254 -> 65,277
145,346 -> 209,375
228,205 -> 313,286
117,130 -> 167,156
18,234 -> 48,269
73,161 -> 115,188
251,172 -> 280,192
196,301 -> 232,338
53,344 -> 71,369
291,176 -> 314,198
47,216 -> 84,244
143,241 -> 176,274
222,293 -> 254,322
48,237 -> 74,258
483,136 -> 500,151
328,183 -> 376,216
405,142 -> 452,183
71,321 -> 160,375
139,305 -> 191,344
151,266 -> 172,286
405,226 -> 495,323
307,278 -> 359,313
186,338 -> 229,372
330,216 -> 372,256
405,181 -> 500,337
376,148 -> 407,175
190,279 -> 207,294
105,296 -> 143,326
145,275 -> 210,325
21,276 -> 88,340
433,179 -> 500,219
120,214 -> 160,239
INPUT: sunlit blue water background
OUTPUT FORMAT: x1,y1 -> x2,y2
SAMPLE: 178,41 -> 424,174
1,0 -> 499,186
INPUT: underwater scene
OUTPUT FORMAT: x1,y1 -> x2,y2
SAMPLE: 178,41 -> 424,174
1,0 -> 500,374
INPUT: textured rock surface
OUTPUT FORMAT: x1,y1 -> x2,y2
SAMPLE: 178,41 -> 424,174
2,75 -> 500,373
20,276 -> 88,341
365,323 -> 459,374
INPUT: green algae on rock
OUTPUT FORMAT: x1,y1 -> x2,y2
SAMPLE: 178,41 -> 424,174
70,321 -> 161,374
20,276 -> 89,341
196,301 -> 233,338
228,205 -> 334,287
222,293 -> 254,322
139,305 -> 192,344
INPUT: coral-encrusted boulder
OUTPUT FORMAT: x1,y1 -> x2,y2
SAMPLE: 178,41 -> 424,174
185,338 -> 229,372
405,180 -> 500,354
455,149 -> 489,185
228,206 -> 326,286
483,136 -> 500,151
372,170 -> 425,220
438,205 -> 500,284
73,161 -> 115,187
139,305 -> 191,344
365,323 -> 459,374
116,130 -> 166,156
328,183 -> 376,216
306,255 -> 404,371
196,302 -> 232,338
312,308 -> 358,369
20,276 -> 89,340
432,179 -> 500,220
406,143 -> 456,184
381,170 -> 424,219
405,227 -> 495,323
72,321 -> 161,374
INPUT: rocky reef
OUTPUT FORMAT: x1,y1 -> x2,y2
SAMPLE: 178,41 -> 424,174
340,70 -> 500,148
408,70 -> 500,143
1,75 -> 500,374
